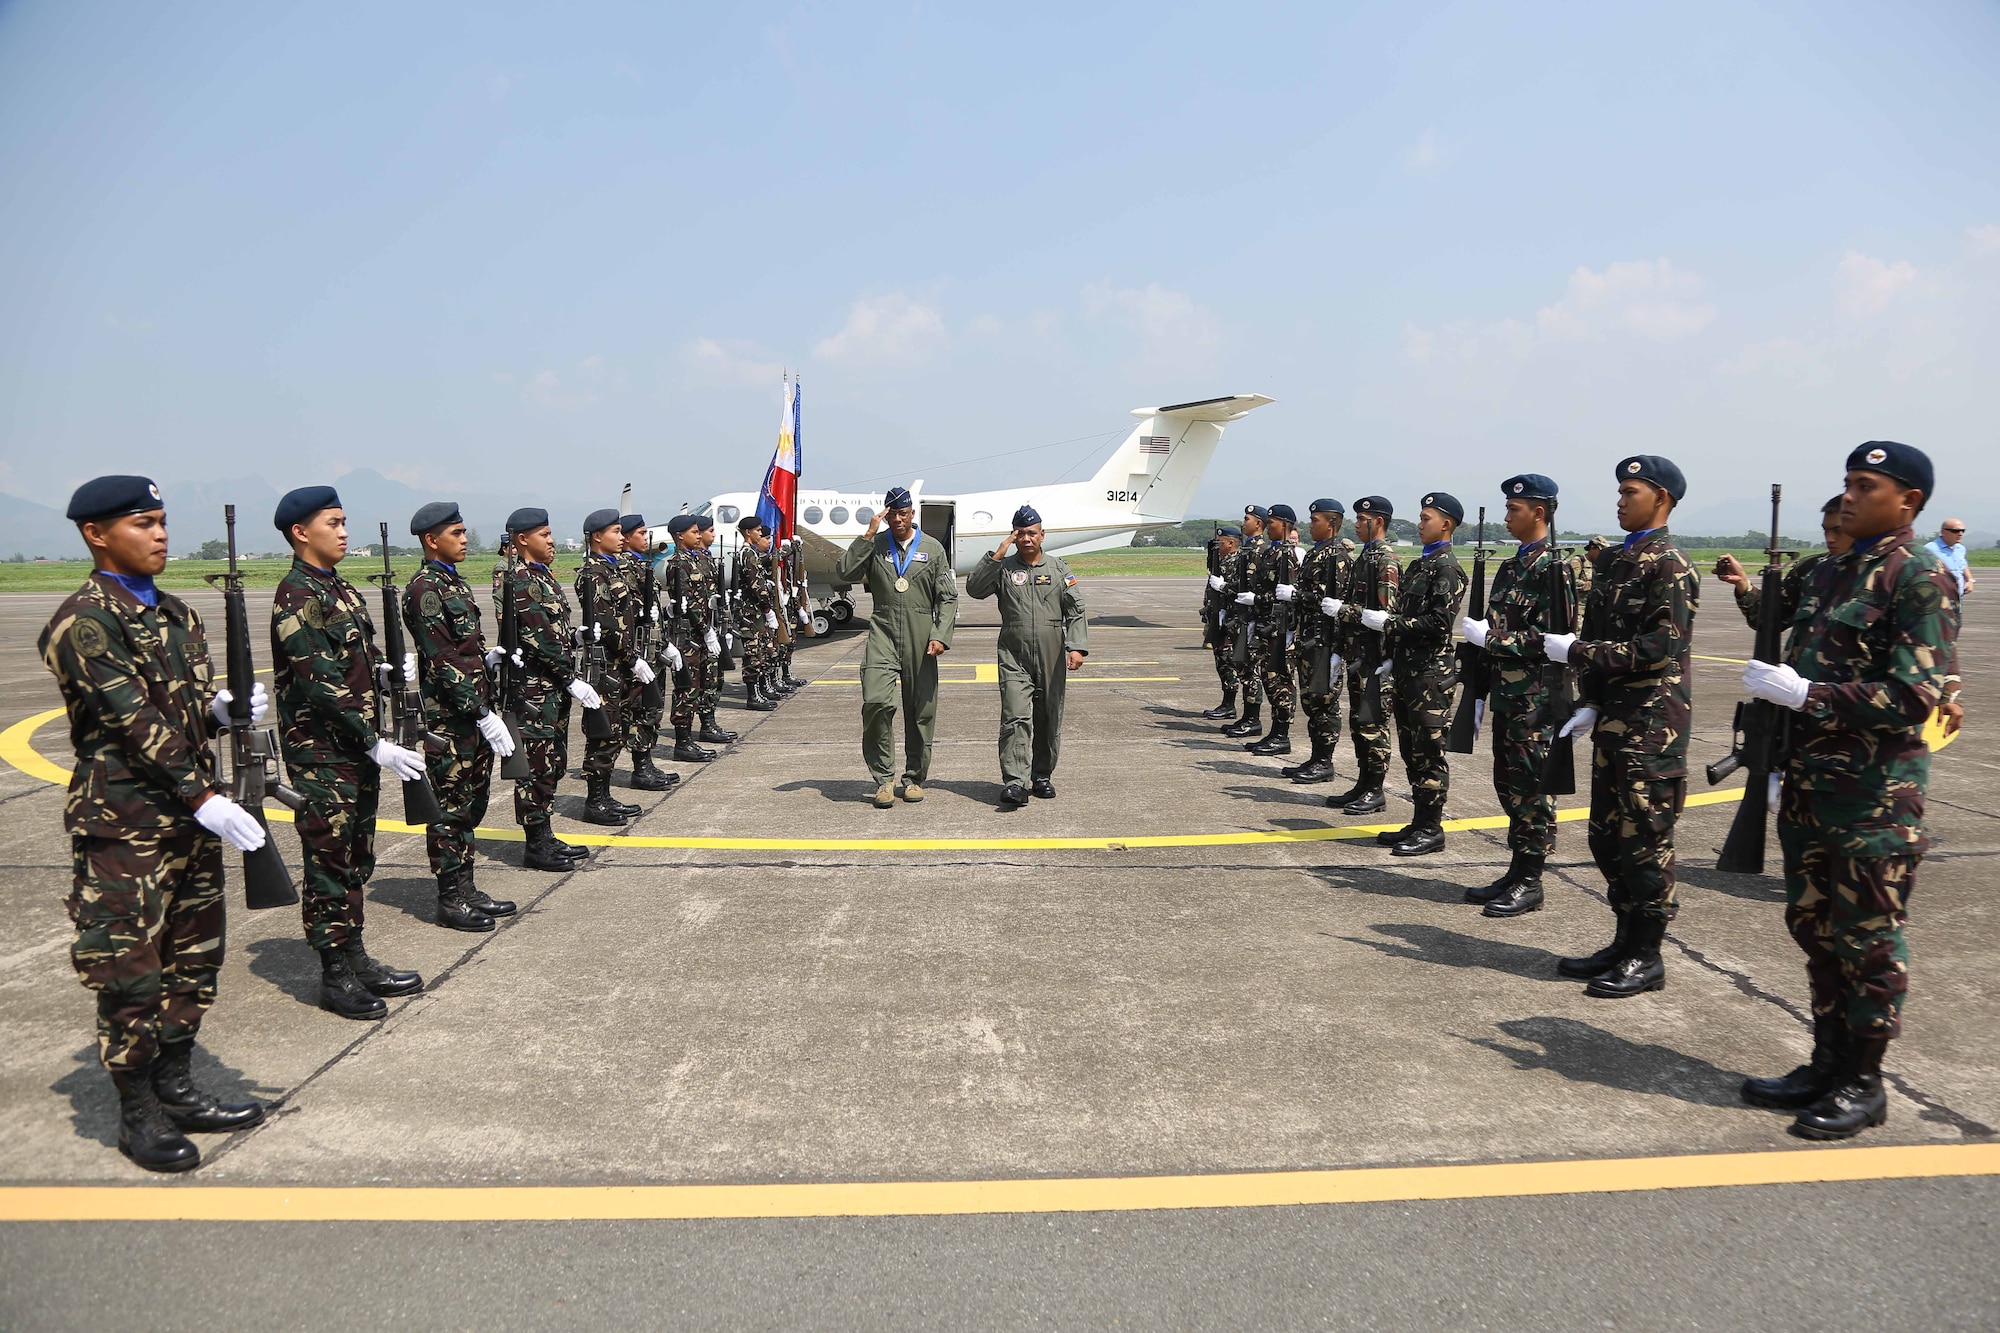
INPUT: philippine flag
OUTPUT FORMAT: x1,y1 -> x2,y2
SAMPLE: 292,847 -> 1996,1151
756,375 -> 801,541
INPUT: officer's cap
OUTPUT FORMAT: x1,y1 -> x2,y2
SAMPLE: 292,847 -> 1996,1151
408,501 -> 462,536
1011,504 -> 1042,528
619,513 -> 646,534
1267,503 -> 1297,524
273,485 -> 341,535
1243,504 -> 1270,521
505,506 -> 549,534
883,486 -> 914,511
1216,524 -> 1242,538
737,514 -> 764,534
582,507 -> 621,535
1353,496 -> 1392,518
1614,455 -> 1687,504
1846,440 -> 1933,501
1309,498 -> 1343,516
665,515 -> 697,537
1502,473 -> 1558,501
1421,492 -> 1464,525
67,475 -> 163,524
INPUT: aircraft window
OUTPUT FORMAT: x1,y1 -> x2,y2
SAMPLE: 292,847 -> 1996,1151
718,505 -> 740,524
692,501 -> 711,517
802,505 -> 824,524
855,506 -> 874,526
972,510 -> 993,524
830,506 -> 850,525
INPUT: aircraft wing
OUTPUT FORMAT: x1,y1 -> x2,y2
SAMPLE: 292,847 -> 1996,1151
1130,393 -> 1275,423
797,526 -> 850,582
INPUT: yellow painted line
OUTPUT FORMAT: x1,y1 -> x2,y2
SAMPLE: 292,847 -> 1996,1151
1,708 -> 69,785
1695,654 -> 1751,665
2,1143 -> 1993,1222
974,663 -> 999,683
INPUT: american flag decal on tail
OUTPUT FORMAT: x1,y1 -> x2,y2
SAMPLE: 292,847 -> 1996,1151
1140,436 -> 1172,455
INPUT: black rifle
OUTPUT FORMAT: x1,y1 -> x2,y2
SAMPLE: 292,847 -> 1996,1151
634,555 -> 667,712
1352,551 -> 1387,727
766,540 -> 794,647
1536,539 -> 1580,797
1708,484 -> 1789,874
574,564 -> 617,741
202,504 -> 302,910
367,524 -> 447,825
785,537 -> 814,636
1201,525 -> 1222,648
1226,542 -> 1255,672
1447,508 -> 1491,753
711,545 -> 738,673
493,552 -> 531,782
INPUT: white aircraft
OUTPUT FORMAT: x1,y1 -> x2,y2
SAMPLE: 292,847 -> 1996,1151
697,393 -> 1273,631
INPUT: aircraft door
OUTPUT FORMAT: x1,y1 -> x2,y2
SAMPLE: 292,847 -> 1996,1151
920,501 -> 956,572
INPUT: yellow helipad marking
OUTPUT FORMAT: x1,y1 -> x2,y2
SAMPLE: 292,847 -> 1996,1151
2,1143 -> 1993,1222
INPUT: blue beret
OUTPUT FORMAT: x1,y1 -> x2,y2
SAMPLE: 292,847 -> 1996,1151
582,507 -> 621,535
505,507 -> 549,533
665,515 -> 697,536
737,514 -> 765,534
1353,496 -> 1393,518
1309,498 -> 1343,515
1243,504 -> 1270,521
1846,440 -> 1933,500
409,501 -> 462,536
66,475 -> 163,523
1216,524 -> 1242,538
1615,455 -> 1687,504
1267,503 -> 1297,523
1502,473 -> 1558,501
692,514 -> 714,530
274,485 -> 341,535
884,486 -> 914,510
1421,491 -> 1464,525
619,513 -> 646,533
1011,504 -> 1042,528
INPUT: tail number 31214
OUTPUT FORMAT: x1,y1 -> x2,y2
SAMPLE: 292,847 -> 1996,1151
1106,489 -> 1139,503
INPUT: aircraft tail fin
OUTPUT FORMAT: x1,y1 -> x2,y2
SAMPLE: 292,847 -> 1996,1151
1088,394 -> 1274,522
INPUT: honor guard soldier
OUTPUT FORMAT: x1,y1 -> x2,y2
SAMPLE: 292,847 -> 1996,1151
1361,492 -> 1467,856
403,501 -> 518,931
1459,475 -> 1577,914
269,486 -> 427,1020
1543,456 -> 1699,998
1326,496 -> 1401,814
1572,536 -> 1606,602
1201,525 -> 1246,719
966,504 -> 1089,805
1285,499 -> 1352,784
734,516 -> 782,711
1717,495 -> 1848,627
620,513 -> 678,791
835,486 -> 959,808
502,509 -> 599,869
576,508 -> 652,820
1219,506 -> 1270,738
40,475 -> 270,1172
1245,503 -> 1302,757
691,516 -> 738,742
1738,442 -> 1957,1139
664,514 -> 723,761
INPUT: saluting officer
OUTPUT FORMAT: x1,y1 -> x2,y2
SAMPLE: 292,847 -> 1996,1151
1285,499 -> 1351,784
1360,492 -> 1466,856
40,475 -> 270,1172
1219,505 -> 1270,738
1459,474 -> 1576,915
501,508 -> 600,869
575,508 -> 650,824
1738,442 -> 1956,1140
1201,525 -> 1246,720
1246,503 -> 1302,757
269,486 -> 426,1020
1544,456 -> 1699,999
1326,496 -> 1401,814
619,513 -> 678,793
403,501 -> 518,932
965,504 -> 1089,805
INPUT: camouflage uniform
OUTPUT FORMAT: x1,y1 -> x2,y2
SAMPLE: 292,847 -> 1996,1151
620,549 -> 666,756
1339,539 -> 1401,785
40,576 -> 226,1072
1251,537 -> 1302,725
667,545 -> 720,723
1570,545 -> 1600,604
1734,548 -> 1828,628
699,546 -> 729,703
1481,538 -> 1576,856
734,541 -> 778,691
1294,537 -> 1353,752
1220,533 -> 1266,713
1777,525 -> 1956,1039
271,557 -> 386,951
574,554 -> 635,778
1571,530 -> 1699,924
508,560 -> 576,831
1385,542 -> 1466,807
402,560 -> 494,881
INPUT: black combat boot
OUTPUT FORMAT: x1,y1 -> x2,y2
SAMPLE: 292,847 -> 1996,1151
523,825 -> 581,871
1483,854 -> 1545,917
1557,912 -> 1632,978
1390,801 -> 1446,857
1221,704 -> 1261,738
436,871 -> 496,933
461,866 -> 515,918
112,1068 -> 201,1172
340,930 -> 425,995
151,1038 -> 265,1133
1790,1034 -> 1890,1140
317,947 -> 388,1021
768,673 -> 795,698
1000,781 -> 1028,806
1327,775 -> 1384,813
672,724 -> 715,763
744,680 -> 778,712
1285,741 -> 1335,783
1201,689 -> 1238,721
698,711 -> 738,744
1743,1014 -> 1846,1111
1248,721 -> 1292,756
629,752 -> 673,791
1585,916 -> 1667,998
582,772 -> 629,826
1466,852 -> 1523,904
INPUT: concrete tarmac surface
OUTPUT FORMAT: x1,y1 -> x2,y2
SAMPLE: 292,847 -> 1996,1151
1,574 -> 1995,1329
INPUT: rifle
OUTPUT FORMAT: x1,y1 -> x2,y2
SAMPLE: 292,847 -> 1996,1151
786,538 -> 814,636
1302,543 -> 1339,696
634,555 -> 667,712
1352,550 -> 1387,727
574,562 -> 617,741
1226,543 -> 1255,672
492,552 -> 531,781
712,559 -> 737,673
1536,537 -> 1580,796
1708,484 -> 1789,874
202,504 -> 302,910
767,540 -> 795,647
1202,525 -> 1222,648
1447,507 -> 1491,753
367,523 -> 447,825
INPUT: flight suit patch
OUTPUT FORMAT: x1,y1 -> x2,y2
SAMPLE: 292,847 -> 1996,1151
1033,573 -> 1052,586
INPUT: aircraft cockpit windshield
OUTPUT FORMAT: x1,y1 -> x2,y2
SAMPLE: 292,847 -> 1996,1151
691,501 -> 712,517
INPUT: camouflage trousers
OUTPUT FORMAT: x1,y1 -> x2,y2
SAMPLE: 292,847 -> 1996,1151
424,721 -> 492,880
1290,643 -> 1342,748
513,685 -> 570,831
290,760 -> 379,951
67,826 -> 224,1071
1490,704 -> 1557,856
1585,745 -> 1684,923
1777,785 -> 1918,1037
582,667 -> 628,777
1258,632 -> 1295,724
1392,671 -> 1453,806
622,660 -> 665,756
1346,657 -> 1392,782
1211,637 -> 1253,698
671,638 -> 718,725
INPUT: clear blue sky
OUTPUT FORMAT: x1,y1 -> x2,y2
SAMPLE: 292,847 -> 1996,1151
2,0 -> 1995,536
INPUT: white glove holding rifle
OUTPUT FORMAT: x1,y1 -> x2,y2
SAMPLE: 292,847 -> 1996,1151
631,658 -> 656,686
369,737 -> 427,781
209,681 -> 268,727
475,711 -> 516,758
1359,608 -> 1390,633
1558,706 -> 1597,739
662,641 -> 683,672
567,678 -> 603,710
196,794 -> 268,852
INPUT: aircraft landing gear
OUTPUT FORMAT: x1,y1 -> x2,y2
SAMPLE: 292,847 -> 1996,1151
810,609 -> 832,637
828,599 -> 855,628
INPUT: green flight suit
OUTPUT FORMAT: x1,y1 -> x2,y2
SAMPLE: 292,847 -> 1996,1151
836,529 -> 959,785
966,551 -> 1089,785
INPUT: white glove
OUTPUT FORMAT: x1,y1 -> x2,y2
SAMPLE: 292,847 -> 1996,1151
591,623 -> 603,642
403,651 -> 418,682
649,604 -> 660,622
1767,771 -> 1782,808
704,629 -> 721,655
1275,584 -> 1295,602
1359,608 -> 1390,632
476,711 -> 516,757
631,658 -> 656,686
1558,705 -> 1598,739
765,610 -> 779,630
1473,698 -> 1486,737
1461,617 -> 1489,649
195,794 -> 268,852
1320,597 -> 1342,618
567,678 -> 603,710
510,648 -> 524,669
484,646 -> 505,669
663,641 -> 683,671
1234,592 -> 1256,606
1326,653 -> 1343,679
369,738 -> 428,781
1208,575 -> 1225,592
1543,632 -> 1576,664
209,681 -> 269,727
1374,659 -> 1392,677
1744,659 -> 1811,711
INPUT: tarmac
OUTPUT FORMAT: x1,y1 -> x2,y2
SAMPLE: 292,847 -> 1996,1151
0,574 -> 1995,1329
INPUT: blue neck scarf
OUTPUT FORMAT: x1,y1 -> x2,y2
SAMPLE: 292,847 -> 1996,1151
100,571 -> 158,607
428,558 -> 457,573
1422,539 -> 1451,558
1517,537 -> 1547,559
1623,527 -> 1658,552
1852,532 -> 1887,553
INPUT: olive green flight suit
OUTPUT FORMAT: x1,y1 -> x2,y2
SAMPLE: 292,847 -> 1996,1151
836,529 -> 959,785
966,551 -> 1089,785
